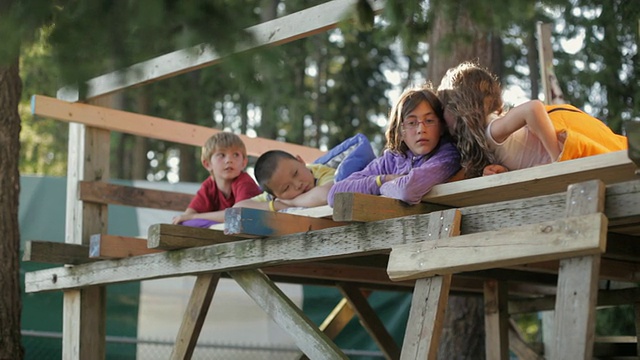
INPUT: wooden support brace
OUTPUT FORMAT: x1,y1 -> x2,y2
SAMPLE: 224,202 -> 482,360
170,273 -> 221,360
551,180 -> 606,360
147,223 -> 244,250
387,212 -> 607,281
484,279 -> 509,359
332,192 -> 448,222
224,207 -> 347,237
23,241 -> 93,265
337,283 -> 401,360
398,209 -> 460,360
229,269 -> 347,359
89,234 -> 162,259
80,181 -> 192,211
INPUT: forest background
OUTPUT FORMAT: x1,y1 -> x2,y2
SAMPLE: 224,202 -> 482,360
2,0 -> 639,358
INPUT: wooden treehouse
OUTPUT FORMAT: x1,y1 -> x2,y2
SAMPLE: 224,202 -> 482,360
23,0 -> 640,359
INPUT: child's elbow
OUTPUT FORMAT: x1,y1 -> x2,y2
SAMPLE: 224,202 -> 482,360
395,188 -> 422,205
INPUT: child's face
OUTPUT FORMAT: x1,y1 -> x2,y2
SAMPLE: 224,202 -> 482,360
202,146 -> 248,181
401,100 -> 443,156
266,157 -> 315,200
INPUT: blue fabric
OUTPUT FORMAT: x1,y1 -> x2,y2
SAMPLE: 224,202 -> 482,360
313,133 -> 376,181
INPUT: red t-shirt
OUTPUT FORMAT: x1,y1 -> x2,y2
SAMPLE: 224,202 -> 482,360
188,172 -> 262,213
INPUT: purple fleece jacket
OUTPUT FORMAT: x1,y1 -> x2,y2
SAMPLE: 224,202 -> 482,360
327,140 -> 461,206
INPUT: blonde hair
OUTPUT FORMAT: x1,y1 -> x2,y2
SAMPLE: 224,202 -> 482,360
437,62 -> 503,178
201,132 -> 247,163
385,84 -> 445,155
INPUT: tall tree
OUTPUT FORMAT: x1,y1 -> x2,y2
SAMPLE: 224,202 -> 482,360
0,1 -> 24,358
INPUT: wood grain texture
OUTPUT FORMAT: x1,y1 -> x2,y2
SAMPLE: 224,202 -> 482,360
23,241 -> 93,265
332,192 -> 448,222
224,207 -> 346,237
89,234 -> 161,259
147,223 -> 245,250
80,181 -> 192,211
422,150 -> 637,207
387,213 -> 607,281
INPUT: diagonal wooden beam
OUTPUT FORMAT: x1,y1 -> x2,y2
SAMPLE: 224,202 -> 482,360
229,269 -> 347,359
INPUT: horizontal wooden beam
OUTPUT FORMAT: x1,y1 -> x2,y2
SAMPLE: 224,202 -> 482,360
332,192 -> 448,222
56,0 -> 386,100
509,287 -> 640,314
224,207 -> 347,237
23,241 -> 93,265
79,181 -> 192,211
147,223 -> 245,250
423,150 -> 638,207
387,213 -> 608,281
89,234 -> 162,259
31,95 -> 324,163
24,179 -> 640,292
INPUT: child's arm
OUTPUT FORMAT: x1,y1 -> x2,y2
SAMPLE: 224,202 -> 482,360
172,208 -> 226,224
489,100 -> 561,161
278,182 -> 333,208
233,198 -> 272,211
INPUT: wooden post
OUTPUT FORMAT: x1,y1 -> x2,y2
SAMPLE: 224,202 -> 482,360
399,209 -> 460,360
537,22 -> 565,105
551,180 -> 605,359
62,96 -> 111,360
484,279 -> 509,359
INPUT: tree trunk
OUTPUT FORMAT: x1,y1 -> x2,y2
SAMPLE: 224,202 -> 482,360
0,57 -> 25,360
427,3 -> 503,359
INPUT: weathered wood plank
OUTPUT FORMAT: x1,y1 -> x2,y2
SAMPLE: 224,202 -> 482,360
551,180 -> 605,360
170,273 -> 220,360
80,181 -> 192,211
33,95 -> 324,162
229,269 -> 347,359
63,121 -> 110,360
400,210 -> 460,360
337,283 -> 400,360
224,207 -> 347,237
26,215 -> 431,293
387,213 -> 607,281
89,234 -> 162,259
484,279 -> 509,360
423,150 -> 637,207
23,241 -> 93,265
147,223 -> 245,250
332,192 -> 447,222
25,180 -> 640,293
57,0 -> 385,101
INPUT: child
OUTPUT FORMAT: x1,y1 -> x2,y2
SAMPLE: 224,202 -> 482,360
437,61 -> 628,178
233,150 -> 335,211
327,84 -> 461,206
172,132 -> 262,226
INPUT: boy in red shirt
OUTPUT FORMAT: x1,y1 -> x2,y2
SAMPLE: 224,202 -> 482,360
172,132 -> 262,227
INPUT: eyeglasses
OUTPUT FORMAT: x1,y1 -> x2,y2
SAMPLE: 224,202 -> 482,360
402,118 -> 439,129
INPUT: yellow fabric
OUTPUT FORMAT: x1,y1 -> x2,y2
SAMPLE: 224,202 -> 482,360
251,164 -> 335,202
547,105 -> 628,162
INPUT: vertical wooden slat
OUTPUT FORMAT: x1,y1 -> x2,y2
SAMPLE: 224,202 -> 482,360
484,279 -> 509,359
62,95 -> 111,360
399,209 -> 461,360
551,180 -> 605,359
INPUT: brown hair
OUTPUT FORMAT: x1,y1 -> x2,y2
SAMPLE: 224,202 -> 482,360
385,84 -> 445,155
437,62 -> 503,178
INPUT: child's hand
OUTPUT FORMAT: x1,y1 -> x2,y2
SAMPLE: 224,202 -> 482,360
483,164 -> 509,176
172,214 -> 191,225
